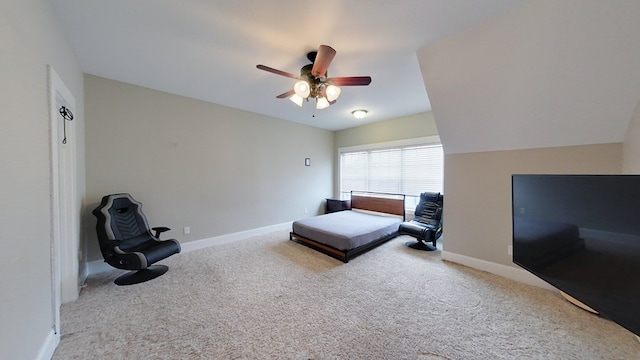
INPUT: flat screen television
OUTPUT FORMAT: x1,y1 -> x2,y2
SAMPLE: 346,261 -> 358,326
512,175 -> 640,337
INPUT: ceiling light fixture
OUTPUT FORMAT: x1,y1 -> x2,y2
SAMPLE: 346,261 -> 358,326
352,109 -> 368,119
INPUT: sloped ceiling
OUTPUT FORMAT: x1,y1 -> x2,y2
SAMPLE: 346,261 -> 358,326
50,0 -> 529,131
418,0 -> 640,154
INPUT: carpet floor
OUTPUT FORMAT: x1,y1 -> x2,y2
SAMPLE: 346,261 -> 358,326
53,231 -> 640,359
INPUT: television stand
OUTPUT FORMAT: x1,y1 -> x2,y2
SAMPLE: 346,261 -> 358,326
561,292 -> 640,343
560,291 -> 598,314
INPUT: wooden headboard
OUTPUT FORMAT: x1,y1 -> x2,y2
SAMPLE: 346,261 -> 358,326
350,191 -> 406,220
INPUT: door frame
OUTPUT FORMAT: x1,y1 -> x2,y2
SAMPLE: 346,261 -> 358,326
48,65 -> 79,339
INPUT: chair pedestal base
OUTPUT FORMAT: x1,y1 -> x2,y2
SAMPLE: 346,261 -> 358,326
405,240 -> 437,251
114,265 -> 169,286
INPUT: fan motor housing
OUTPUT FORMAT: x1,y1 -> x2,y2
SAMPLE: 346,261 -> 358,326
300,64 -> 313,78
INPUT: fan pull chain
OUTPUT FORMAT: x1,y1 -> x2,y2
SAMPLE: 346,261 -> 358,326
59,106 -> 74,144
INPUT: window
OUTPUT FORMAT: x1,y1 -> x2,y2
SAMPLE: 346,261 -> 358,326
339,137 -> 443,208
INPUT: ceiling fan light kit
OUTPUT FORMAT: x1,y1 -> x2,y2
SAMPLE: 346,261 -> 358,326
316,97 -> 330,110
257,45 -> 371,111
293,81 -> 310,98
289,93 -> 304,107
325,85 -> 341,102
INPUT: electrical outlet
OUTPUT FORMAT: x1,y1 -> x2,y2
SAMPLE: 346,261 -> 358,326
507,245 -> 513,256
304,208 -> 308,214
183,226 -> 190,235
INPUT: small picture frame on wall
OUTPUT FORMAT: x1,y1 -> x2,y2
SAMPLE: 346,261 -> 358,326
305,158 -> 311,166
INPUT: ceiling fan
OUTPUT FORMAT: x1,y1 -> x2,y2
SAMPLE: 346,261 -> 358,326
256,45 -> 372,110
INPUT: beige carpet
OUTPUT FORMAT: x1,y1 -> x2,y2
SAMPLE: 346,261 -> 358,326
53,231 -> 640,359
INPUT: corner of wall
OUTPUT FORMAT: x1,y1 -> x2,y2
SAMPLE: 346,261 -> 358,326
622,98 -> 640,173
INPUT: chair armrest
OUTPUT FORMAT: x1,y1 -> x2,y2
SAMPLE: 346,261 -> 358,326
152,226 -> 171,238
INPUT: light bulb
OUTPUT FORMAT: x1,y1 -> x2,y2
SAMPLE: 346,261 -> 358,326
316,97 -> 330,110
325,85 -> 341,102
293,81 -> 310,98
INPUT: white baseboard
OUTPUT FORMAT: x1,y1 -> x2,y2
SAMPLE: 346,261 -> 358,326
441,250 -> 555,290
87,221 -> 292,276
36,328 -> 59,360
87,258 -> 112,275
180,221 -> 291,253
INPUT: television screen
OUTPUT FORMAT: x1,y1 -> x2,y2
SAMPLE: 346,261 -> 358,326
512,175 -> 640,337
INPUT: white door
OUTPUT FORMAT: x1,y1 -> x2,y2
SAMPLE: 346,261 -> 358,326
48,66 -> 79,338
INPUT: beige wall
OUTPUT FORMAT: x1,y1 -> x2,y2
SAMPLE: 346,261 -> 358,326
84,75 -> 333,261
443,143 -> 622,267
0,1 -> 85,359
333,111 -> 439,196
335,111 -> 438,148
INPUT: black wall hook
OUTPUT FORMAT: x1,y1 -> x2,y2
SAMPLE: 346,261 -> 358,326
59,106 -> 74,144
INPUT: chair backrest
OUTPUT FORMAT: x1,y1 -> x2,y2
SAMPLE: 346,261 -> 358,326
93,193 -> 152,242
413,192 -> 444,229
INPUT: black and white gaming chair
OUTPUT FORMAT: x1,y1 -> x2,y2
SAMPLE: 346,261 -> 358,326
92,193 -> 181,285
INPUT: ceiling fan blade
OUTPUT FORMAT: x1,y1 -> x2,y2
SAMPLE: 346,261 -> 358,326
311,45 -> 336,78
327,76 -> 372,86
256,65 -> 301,79
276,89 -> 295,99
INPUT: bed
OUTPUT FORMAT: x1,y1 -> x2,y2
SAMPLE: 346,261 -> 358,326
290,191 -> 405,262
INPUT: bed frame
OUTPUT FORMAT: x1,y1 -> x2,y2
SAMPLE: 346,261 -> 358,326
289,191 -> 405,263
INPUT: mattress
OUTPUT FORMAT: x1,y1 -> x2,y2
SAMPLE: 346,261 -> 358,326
292,210 -> 403,251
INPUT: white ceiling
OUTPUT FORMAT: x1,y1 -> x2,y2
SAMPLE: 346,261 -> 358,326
50,0 -> 529,131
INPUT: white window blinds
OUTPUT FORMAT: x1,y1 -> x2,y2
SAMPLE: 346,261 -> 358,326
339,144 -> 443,200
